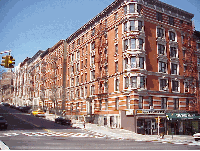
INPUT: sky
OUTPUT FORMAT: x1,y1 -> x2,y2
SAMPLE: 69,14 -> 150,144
0,0 -> 199,68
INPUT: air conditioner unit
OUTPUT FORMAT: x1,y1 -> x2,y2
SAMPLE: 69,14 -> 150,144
150,106 -> 154,110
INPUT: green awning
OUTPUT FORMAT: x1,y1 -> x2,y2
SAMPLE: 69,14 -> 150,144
166,113 -> 200,120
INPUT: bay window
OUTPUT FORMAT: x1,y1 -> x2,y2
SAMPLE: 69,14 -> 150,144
131,76 -> 137,88
140,76 -> 145,88
130,56 -> 136,68
158,44 -> 165,55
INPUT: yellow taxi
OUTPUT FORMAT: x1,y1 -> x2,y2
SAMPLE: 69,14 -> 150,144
31,110 -> 46,117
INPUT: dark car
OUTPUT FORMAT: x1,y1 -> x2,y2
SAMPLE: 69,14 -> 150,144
3,103 -> 10,107
20,106 -> 32,113
55,117 -> 72,126
9,104 -> 16,108
0,116 -> 8,129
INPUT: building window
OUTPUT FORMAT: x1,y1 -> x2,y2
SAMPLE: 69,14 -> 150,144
183,50 -> 186,58
124,22 -> 128,32
115,61 -> 118,73
85,86 -> 87,97
115,44 -> 118,53
158,44 -> 165,55
161,98 -> 167,109
115,13 -> 118,21
98,99 -> 101,110
137,4 -> 142,14
105,99 -> 108,110
130,20 -> 135,31
126,96 -> 130,109
130,38 -> 136,49
115,97 -> 119,110
140,76 -> 145,88
170,47 -> 177,58
139,57 -> 144,69
91,71 -> 95,80
139,39 -> 143,49
156,12 -> 163,22
130,76 -> 137,88
81,102 -> 83,111
129,3 -> 135,13
171,63 -> 178,75
91,85 -> 95,95
184,81 -> 189,93
125,77 -> 129,89
172,80 -> 179,92
169,16 -> 174,25
124,39 -> 128,50
186,98 -> 189,109
197,43 -> 200,49
184,65 -> 187,72
124,58 -> 128,69
149,96 -> 153,108
160,79 -> 168,91
139,96 -> 143,109
169,31 -> 175,41
159,61 -> 167,73
91,28 -> 95,36
124,5 -> 127,14
85,73 -> 87,82
197,57 -> 200,66
138,21 -> 143,31
115,79 -> 119,91
91,41 -> 95,50
115,28 -> 118,38
157,28 -> 164,38
174,98 -> 179,110
130,56 -> 136,68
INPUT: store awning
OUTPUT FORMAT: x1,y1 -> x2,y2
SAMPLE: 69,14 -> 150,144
166,113 -> 200,120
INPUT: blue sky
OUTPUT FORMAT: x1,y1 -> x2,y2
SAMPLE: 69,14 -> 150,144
0,0 -> 199,67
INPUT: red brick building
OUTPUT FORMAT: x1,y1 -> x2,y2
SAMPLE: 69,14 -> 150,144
64,0 -> 199,135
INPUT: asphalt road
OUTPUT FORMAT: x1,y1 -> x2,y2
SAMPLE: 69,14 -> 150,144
0,105 -> 199,150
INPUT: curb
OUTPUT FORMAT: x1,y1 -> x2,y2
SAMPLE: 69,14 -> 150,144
0,140 -> 10,150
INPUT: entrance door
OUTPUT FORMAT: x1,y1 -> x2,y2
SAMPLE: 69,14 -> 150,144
144,119 -> 151,135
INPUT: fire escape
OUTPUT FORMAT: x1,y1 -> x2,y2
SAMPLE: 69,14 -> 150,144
95,21 -> 109,105
181,22 -> 198,111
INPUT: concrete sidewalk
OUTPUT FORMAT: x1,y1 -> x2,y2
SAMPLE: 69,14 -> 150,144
45,113 -> 200,146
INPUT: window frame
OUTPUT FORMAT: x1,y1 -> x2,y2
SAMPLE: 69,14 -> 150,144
156,12 -> 163,22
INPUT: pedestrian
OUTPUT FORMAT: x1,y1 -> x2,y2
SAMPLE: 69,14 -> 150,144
83,119 -> 86,128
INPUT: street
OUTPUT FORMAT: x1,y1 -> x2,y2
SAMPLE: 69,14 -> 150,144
0,105 -> 199,150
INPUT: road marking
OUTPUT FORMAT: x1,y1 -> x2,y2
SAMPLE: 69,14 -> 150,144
10,113 -> 41,128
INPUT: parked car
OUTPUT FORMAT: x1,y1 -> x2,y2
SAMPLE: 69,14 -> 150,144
55,117 -> 72,126
3,103 -> 10,107
193,133 -> 200,141
31,110 -> 46,117
9,104 -> 16,108
18,106 -> 31,113
0,116 -> 8,129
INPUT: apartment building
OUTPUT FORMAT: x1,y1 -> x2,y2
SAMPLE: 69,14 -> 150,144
11,0 -> 200,135
0,69 -> 14,104
64,0 -> 199,135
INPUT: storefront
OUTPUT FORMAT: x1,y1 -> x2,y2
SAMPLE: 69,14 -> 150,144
136,109 -> 166,135
166,113 -> 200,135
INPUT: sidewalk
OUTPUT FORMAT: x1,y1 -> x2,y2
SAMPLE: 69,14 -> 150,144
45,113 -> 200,146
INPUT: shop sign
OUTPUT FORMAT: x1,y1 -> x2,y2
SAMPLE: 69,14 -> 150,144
166,113 -> 200,120
136,109 -> 165,115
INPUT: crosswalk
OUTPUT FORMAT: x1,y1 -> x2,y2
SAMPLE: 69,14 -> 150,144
0,131 -> 122,140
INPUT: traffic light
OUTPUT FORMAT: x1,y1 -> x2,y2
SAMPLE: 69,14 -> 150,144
0,55 -> 9,68
7,55 -> 15,68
